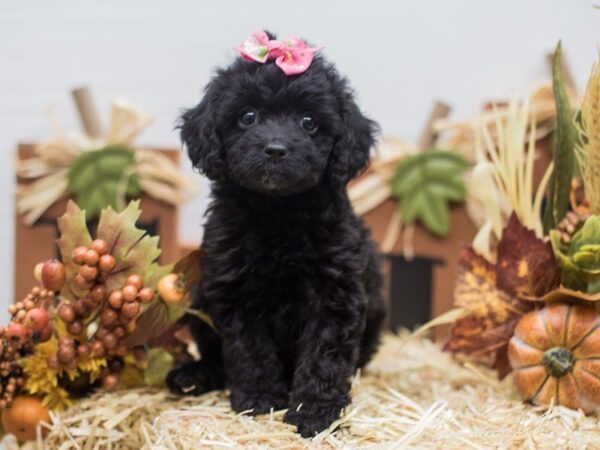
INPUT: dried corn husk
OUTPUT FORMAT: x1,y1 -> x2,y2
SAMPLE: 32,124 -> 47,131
15,100 -> 197,224
434,82 -> 577,161
579,58 -> 600,214
469,95 -> 553,261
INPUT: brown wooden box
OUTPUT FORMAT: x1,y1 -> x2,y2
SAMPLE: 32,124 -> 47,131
14,143 -> 181,303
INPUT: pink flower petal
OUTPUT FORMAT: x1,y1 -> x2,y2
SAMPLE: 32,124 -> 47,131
275,47 -> 316,75
237,30 -> 271,63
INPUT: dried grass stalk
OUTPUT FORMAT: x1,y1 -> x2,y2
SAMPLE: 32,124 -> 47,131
7,334 -> 598,449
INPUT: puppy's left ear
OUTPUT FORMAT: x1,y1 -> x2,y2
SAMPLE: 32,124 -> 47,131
179,88 -> 228,181
329,93 -> 378,186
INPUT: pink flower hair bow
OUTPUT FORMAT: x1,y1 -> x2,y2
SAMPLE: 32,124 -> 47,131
236,30 -> 321,76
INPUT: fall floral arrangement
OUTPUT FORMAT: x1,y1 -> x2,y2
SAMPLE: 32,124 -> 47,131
0,200 -> 199,441
443,43 -> 600,413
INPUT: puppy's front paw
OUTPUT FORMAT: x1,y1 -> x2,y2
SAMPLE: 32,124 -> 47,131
166,360 -> 222,396
284,402 -> 344,437
229,386 -> 288,415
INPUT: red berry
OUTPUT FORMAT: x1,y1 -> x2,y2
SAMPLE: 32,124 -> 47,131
91,341 -> 106,357
103,333 -> 118,349
77,344 -> 90,359
79,265 -> 98,282
95,327 -> 108,340
84,249 -> 99,266
108,291 -> 124,309
126,275 -> 143,290
90,284 -> 107,303
122,285 -> 138,303
138,288 -> 155,304
72,246 -> 88,265
67,321 -> 83,336
5,323 -> 30,343
113,326 -> 126,339
74,274 -> 92,290
102,373 -> 119,391
91,239 -> 109,256
100,308 -> 118,326
121,301 -> 140,319
58,336 -> 74,347
41,259 -> 66,292
57,345 -> 75,364
57,304 -> 75,324
24,308 -> 49,332
98,255 -> 117,273
37,323 -> 53,343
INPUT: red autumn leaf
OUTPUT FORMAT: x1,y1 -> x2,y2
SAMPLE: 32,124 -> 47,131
445,239 -> 540,377
496,213 -> 560,298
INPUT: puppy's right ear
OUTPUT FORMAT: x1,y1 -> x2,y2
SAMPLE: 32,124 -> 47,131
179,92 -> 227,181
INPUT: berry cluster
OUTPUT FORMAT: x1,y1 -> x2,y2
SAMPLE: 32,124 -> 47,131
72,240 -> 116,290
0,334 -> 24,409
49,240 -> 154,390
0,285 -> 57,409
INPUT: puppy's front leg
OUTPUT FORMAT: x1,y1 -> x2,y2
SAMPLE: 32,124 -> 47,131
284,282 -> 366,437
221,313 -> 288,414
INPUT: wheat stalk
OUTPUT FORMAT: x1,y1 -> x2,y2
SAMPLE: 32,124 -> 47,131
478,95 -> 552,238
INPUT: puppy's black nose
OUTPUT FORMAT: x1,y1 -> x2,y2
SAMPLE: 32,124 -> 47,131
264,143 -> 288,161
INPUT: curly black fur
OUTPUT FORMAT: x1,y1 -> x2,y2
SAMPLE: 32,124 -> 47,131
166,35 -> 386,437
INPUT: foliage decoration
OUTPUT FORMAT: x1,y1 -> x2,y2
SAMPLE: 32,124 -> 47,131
390,150 -> 468,236
543,41 -> 579,232
445,214 -> 560,377
67,145 -> 140,219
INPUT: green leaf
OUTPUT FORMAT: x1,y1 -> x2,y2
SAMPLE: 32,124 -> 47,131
143,348 -> 175,388
542,42 -> 577,232
57,201 -> 93,300
95,200 -> 168,294
421,192 -> 450,236
391,150 -> 468,236
67,145 -> 140,219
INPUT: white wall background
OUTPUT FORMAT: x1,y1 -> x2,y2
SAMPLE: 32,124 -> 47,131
0,0 -> 598,313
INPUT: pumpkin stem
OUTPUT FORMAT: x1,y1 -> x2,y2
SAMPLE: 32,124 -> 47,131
542,347 -> 574,378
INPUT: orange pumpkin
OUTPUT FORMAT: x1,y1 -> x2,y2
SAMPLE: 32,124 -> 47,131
508,302 -> 600,413
1,396 -> 51,441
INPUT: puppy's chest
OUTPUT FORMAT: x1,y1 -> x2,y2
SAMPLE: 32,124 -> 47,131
242,225 -> 325,276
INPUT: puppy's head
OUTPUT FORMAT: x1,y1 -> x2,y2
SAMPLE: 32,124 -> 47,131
181,34 -> 377,195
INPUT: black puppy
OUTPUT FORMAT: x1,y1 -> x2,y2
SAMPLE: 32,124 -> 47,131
167,32 -> 386,437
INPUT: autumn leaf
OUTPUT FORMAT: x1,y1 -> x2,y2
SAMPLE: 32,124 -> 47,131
57,201 -> 93,300
122,300 -> 185,347
445,247 -> 533,366
496,213 -> 561,297
173,248 -> 204,291
444,212 -> 561,378
95,200 -> 170,293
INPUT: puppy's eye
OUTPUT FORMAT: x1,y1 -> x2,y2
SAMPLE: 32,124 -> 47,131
239,110 -> 257,127
300,115 -> 318,134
